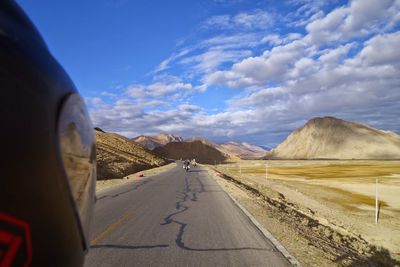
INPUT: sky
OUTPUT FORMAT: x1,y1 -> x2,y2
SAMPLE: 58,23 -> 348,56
18,0 -> 400,147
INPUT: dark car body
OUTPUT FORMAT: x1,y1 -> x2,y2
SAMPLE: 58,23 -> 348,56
0,1 -> 89,266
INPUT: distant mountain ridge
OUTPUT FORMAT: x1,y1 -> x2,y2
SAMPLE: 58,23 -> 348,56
132,133 -> 183,150
133,133 -> 266,159
264,116 -> 400,159
218,141 -> 266,159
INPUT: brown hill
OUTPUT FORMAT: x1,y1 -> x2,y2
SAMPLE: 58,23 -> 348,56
96,129 -> 168,180
218,141 -> 267,159
184,137 -> 265,159
132,133 -> 183,150
265,116 -> 400,159
185,136 -> 218,146
153,141 -> 228,164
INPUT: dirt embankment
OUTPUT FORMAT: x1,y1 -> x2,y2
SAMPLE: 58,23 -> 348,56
96,162 -> 177,192
96,130 -> 168,180
210,168 -> 400,267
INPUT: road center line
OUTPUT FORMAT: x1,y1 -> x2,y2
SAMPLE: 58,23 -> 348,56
90,211 -> 132,245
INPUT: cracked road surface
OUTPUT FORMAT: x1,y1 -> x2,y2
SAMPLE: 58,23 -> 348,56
84,163 -> 291,267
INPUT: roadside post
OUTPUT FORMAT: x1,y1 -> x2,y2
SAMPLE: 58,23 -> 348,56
375,178 -> 379,224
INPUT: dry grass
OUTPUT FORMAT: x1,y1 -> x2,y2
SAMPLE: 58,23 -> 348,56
221,160 -> 400,180
213,159 -> 400,257
322,186 -> 389,211
217,160 -> 400,209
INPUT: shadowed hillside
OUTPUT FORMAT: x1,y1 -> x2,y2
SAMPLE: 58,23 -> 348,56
96,129 -> 168,180
185,137 -> 265,159
153,141 -> 228,164
265,116 -> 400,159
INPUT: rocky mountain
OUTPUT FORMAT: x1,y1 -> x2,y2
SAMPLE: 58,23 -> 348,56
153,140 -> 228,164
134,133 -> 266,160
96,129 -> 168,180
218,141 -> 267,159
132,133 -> 183,150
264,116 -> 400,159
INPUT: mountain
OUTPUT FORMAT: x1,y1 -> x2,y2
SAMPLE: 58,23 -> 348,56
184,137 -> 265,159
184,136 -> 218,147
259,145 -> 272,151
132,133 -> 183,150
96,129 -> 168,180
264,116 -> 400,159
218,141 -> 267,159
153,140 -> 228,164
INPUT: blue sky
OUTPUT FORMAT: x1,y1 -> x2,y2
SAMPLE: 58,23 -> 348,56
18,0 -> 400,147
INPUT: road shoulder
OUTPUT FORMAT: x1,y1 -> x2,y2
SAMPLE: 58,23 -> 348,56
206,168 -> 302,266
96,162 -> 177,193
208,168 -> 339,267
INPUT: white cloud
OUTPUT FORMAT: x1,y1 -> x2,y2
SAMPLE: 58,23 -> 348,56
306,0 -> 399,45
178,103 -> 201,112
226,31 -> 400,125
153,48 -> 192,73
152,33 -> 261,77
318,42 -> 355,65
125,81 -> 193,99
260,34 -> 281,45
357,31 -> 400,65
203,9 -> 275,30
180,49 -> 252,73
100,91 -> 118,98
284,0 -> 327,27
261,33 -> 303,46
205,38 -> 310,87
204,15 -> 231,29
233,10 -> 274,29
200,33 -> 261,49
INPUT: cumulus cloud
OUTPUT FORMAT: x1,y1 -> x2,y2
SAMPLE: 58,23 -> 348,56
318,43 -> 355,65
89,0 -> 400,146
306,0 -> 399,45
223,30 -> 400,140
205,38 -> 311,87
357,31 -> 400,65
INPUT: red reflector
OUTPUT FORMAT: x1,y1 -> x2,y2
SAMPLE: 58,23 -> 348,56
0,213 -> 32,267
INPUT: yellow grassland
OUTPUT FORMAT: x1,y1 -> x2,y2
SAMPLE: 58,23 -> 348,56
212,160 -> 400,254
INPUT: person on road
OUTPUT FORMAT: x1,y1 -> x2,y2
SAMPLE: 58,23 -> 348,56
183,159 -> 190,171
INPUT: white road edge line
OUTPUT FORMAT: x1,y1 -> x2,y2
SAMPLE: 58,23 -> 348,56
217,177 -> 302,267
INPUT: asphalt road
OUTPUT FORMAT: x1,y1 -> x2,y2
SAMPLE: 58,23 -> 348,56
84,162 -> 291,267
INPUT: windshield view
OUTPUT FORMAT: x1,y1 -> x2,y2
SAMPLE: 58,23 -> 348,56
1,0 -> 399,266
